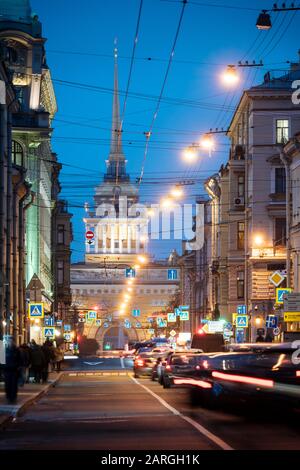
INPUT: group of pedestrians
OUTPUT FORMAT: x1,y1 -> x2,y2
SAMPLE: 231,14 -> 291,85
3,336 -> 64,404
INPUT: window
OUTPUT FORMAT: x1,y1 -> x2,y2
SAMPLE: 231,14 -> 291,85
57,224 -> 65,244
57,261 -> 64,285
237,271 -> 244,299
275,167 -> 286,193
12,140 -> 24,166
237,222 -> 245,250
237,175 -> 245,197
274,218 -> 286,246
276,119 -> 289,144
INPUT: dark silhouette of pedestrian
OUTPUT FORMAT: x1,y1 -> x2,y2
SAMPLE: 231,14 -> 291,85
4,336 -> 21,404
54,345 -> 64,372
41,340 -> 55,383
256,334 -> 265,342
29,340 -> 45,383
19,343 -> 31,386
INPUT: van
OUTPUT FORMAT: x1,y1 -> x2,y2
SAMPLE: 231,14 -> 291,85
191,333 -> 224,352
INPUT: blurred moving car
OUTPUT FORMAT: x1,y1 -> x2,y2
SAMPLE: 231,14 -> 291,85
171,344 -> 300,408
133,349 -> 173,378
191,332 -> 224,352
159,350 -> 203,388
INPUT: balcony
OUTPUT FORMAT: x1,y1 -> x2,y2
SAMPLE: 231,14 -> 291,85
12,111 -> 51,129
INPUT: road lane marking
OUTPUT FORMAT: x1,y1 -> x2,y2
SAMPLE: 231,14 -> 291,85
130,376 -> 234,451
120,357 -> 125,369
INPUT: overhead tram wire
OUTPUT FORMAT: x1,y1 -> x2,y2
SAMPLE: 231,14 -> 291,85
115,0 -> 144,185
137,0 -> 188,187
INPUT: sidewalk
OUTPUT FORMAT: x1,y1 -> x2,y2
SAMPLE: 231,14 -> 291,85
0,371 -> 62,428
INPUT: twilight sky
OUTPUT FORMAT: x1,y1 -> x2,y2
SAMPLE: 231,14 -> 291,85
30,0 -> 299,262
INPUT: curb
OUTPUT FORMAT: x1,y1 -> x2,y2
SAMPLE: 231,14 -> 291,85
0,372 -> 63,431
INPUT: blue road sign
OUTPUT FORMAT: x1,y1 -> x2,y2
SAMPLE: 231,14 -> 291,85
64,324 -> 71,331
87,311 -> 97,320
168,269 -> 178,280
179,305 -> 189,311
44,316 -> 54,327
266,315 -> 278,329
157,320 -> 167,328
43,327 -> 55,338
276,287 -> 292,304
167,312 -> 176,323
124,320 -> 131,328
236,315 -> 248,328
125,268 -> 136,278
237,305 -> 247,315
28,303 -> 44,318
56,319 -> 62,327
103,322 -> 109,328
175,307 -> 181,316
236,328 -> 245,343
179,311 -> 189,321
135,322 -> 142,328
64,333 -> 72,342
132,309 -> 140,317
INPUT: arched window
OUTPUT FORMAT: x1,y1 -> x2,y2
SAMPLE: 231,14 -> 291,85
12,141 -> 24,166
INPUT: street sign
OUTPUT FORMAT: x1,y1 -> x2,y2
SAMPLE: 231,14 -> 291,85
148,329 -> 155,334
175,307 -> 181,316
78,318 -> 85,323
179,305 -> 189,311
125,268 -> 136,278
28,302 -> 44,319
269,270 -> 285,287
56,319 -> 62,326
207,321 -> 225,333
266,315 -> 278,329
276,287 -> 292,304
232,313 -> 237,325
135,322 -> 142,328
132,309 -> 140,317
124,320 -> 131,328
167,312 -> 176,323
157,319 -> 167,328
85,230 -> 94,240
236,315 -> 248,328
64,333 -> 72,342
283,293 -> 300,312
87,310 -> 97,320
168,269 -> 178,280
147,317 -> 154,323
103,322 -> 109,328
95,319 -> 102,326
273,327 -> 281,336
43,327 -> 55,338
237,305 -> 247,315
44,316 -> 54,327
236,328 -> 245,343
169,329 -> 177,337
86,239 -> 95,246
179,311 -> 189,321
64,324 -> 71,331
284,312 -> 300,322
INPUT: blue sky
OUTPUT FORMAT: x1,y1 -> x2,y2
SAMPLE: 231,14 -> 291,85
30,0 -> 299,261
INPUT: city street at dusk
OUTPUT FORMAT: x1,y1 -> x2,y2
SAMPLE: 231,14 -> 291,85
0,0 -> 300,462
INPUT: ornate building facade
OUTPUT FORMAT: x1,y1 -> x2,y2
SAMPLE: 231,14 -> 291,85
71,51 -> 180,350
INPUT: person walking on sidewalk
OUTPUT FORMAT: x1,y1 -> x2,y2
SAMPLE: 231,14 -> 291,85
19,343 -> 31,386
29,340 -> 45,383
4,337 -> 21,404
41,339 -> 55,383
54,345 -> 64,372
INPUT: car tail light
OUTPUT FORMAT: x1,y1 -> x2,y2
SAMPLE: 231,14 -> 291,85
203,360 -> 209,369
136,359 -> 144,367
166,365 -> 171,370
195,365 -> 200,370
296,371 -> 300,377
212,371 -> 274,388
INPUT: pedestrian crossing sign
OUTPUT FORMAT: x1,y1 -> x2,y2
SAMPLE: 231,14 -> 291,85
276,287 -> 292,304
43,327 -> 55,338
28,302 -> 44,319
236,315 -> 248,328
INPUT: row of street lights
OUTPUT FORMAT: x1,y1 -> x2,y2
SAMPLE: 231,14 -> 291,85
119,255 -> 148,316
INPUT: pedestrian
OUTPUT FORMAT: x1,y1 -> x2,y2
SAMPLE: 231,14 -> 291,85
19,343 -> 31,386
265,332 -> 274,343
29,340 -> 45,383
41,339 -> 55,383
256,334 -> 265,342
54,345 -> 64,372
4,336 -> 21,404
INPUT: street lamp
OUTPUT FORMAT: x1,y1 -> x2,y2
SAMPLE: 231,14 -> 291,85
256,10 -> 272,30
253,234 -> 264,247
183,145 -> 198,162
160,197 -> 173,209
200,134 -> 215,151
222,65 -> 239,86
137,255 -> 147,264
170,186 -> 184,198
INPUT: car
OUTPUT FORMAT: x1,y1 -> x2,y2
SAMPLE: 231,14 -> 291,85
159,349 -> 203,388
133,350 -> 172,378
175,346 -> 300,408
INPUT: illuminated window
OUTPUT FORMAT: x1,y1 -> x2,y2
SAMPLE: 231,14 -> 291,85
237,222 -> 245,250
12,140 -> 24,166
276,120 -> 289,144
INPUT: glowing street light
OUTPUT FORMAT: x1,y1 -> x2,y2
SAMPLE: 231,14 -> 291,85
200,134 -> 215,151
137,255 -> 147,264
253,234 -> 264,247
127,287 -> 133,293
222,65 -> 239,86
183,145 -> 198,162
124,294 -> 131,300
160,197 -> 173,209
170,186 -> 184,198
147,208 -> 155,217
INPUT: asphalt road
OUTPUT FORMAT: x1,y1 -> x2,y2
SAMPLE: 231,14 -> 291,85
0,356 -> 300,450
